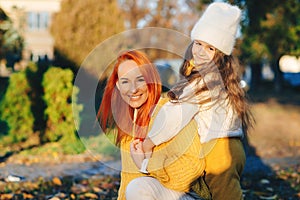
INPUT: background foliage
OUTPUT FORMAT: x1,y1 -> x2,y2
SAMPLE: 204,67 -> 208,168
0,8 -> 23,68
0,72 -> 34,144
42,67 -> 84,153
50,0 -> 125,69
235,0 -> 300,91
0,64 -> 84,154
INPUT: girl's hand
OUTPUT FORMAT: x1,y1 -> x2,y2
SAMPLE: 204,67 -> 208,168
130,139 -> 145,169
142,138 -> 155,159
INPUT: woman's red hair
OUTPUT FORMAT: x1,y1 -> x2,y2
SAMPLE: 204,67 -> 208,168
97,50 -> 161,145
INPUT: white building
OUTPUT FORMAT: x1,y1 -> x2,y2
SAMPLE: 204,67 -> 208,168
0,0 -> 62,61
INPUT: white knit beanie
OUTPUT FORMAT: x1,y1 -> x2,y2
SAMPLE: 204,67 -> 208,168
191,2 -> 241,55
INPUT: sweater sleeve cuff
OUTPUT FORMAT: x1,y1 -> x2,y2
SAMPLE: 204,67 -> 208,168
139,158 -> 149,174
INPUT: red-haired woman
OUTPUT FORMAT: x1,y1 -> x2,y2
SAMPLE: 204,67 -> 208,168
98,50 -> 207,200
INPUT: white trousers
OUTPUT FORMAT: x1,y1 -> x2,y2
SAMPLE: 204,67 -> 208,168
126,176 -> 197,200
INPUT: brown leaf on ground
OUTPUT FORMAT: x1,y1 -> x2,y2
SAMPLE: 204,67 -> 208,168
70,194 -> 76,199
0,194 -> 14,199
22,193 -> 34,199
92,186 -> 103,193
48,197 -> 60,200
52,177 -> 62,186
84,193 -> 98,199
101,182 -> 114,189
71,184 -> 89,194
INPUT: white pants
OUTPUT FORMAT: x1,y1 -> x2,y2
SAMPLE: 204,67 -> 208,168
126,176 -> 197,200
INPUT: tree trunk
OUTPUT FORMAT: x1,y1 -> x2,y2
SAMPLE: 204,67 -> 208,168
250,61 -> 262,91
271,57 -> 283,93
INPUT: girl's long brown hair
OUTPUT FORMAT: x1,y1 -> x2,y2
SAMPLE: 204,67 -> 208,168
97,50 -> 161,145
168,42 -> 254,136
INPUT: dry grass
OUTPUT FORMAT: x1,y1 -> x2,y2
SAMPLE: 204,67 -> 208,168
249,101 -> 300,159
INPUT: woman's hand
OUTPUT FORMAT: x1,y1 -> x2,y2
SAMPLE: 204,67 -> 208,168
130,139 -> 145,169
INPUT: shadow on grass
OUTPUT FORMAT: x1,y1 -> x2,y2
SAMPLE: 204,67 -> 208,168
242,83 -> 300,199
0,143 -> 40,163
242,138 -> 299,199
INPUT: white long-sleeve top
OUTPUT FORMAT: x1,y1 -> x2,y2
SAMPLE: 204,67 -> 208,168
148,76 -> 243,145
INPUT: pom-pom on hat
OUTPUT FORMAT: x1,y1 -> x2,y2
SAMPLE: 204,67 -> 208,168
191,2 -> 241,55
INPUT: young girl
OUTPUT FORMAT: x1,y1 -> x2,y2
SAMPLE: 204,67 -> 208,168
131,2 -> 254,199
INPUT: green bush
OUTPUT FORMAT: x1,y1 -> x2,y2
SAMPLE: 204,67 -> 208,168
0,72 -> 34,143
42,67 -> 84,153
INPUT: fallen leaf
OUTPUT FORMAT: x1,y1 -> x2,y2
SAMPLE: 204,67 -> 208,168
55,192 -> 66,198
84,193 -> 98,199
260,179 -> 270,184
266,187 -> 274,192
92,186 -> 103,193
52,177 -> 62,186
258,194 -> 277,199
23,193 -> 34,199
70,194 -> 76,199
101,182 -> 114,189
71,184 -> 89,194
49,197 -> 60,200
0,194 -> 14,199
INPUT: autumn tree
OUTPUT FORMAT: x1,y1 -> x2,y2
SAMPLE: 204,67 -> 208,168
119,0 -> 207,59
51,0 -> 125,69
237,0 -> 300,91
0,8 -> 23,68
120,0 -> 213,31
260,0 -> 300,91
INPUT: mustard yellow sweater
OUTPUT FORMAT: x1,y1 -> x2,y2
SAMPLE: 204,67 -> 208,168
117,98 -> 206,200
117,98 -> 246,200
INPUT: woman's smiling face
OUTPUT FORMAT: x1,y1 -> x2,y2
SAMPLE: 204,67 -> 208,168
117,60 -> 149,109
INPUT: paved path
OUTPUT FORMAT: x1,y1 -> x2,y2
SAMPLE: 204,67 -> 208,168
1,153 -> 299,183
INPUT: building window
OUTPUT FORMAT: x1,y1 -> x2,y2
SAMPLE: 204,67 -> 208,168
27,11 -> 50,30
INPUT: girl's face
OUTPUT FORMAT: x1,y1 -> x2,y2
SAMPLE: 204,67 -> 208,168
192,40 -> 216,66
117,60 -> 149,109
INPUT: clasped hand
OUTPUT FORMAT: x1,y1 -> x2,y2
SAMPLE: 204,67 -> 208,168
130,138 -> 155,169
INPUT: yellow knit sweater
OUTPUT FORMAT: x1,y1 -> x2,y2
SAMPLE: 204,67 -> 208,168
117,98 -> 206,200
